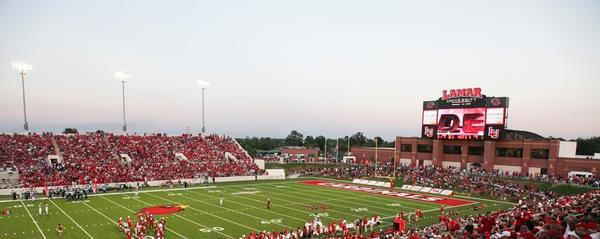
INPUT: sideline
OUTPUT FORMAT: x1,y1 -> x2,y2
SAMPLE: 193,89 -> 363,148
304,176 -> 516,205
20,200 -> 47,239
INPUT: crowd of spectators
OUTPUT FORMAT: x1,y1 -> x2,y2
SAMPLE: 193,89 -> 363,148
378,190 -> 600,239
0,132 -> 262,188
241,214 -> 383,239
293,164 -> 600,238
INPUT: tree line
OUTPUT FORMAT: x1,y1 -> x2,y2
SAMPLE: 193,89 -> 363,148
236,130 -> 395,158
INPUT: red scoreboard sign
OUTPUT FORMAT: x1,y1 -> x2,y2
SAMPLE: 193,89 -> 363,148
422,88 -> 508,140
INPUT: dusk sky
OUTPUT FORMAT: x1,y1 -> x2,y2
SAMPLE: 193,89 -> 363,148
1,0 -> 599,140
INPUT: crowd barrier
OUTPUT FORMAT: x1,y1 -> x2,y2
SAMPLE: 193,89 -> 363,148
0,169 -> 285,196
400,184 -> 453,195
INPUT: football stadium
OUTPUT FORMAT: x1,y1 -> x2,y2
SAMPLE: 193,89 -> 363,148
1,1 -> 600,239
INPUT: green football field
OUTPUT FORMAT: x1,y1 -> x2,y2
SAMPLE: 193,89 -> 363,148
0,178 -> 513,239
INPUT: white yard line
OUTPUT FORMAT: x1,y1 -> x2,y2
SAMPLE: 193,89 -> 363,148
223,185 -> 363,220
248,185 -> 388,217
273,184 -> 429,213
380,203 -> 478,220
81,201 -> 141,239
99,195 -> 191,239
178,193 -> 296,228
186,189 -> 309,222
144,192 -> 261,234
20,200 -> 47,239
49,199 -> 95,239
129,196 -> 232,239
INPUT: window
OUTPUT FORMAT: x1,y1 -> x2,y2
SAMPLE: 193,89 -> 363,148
531,149 -> 549,159
496,148 -> 523,158
400,144 -> 412,152
443,145 -> 462,154
417,144 -> 433,153
468,146 -> 483,156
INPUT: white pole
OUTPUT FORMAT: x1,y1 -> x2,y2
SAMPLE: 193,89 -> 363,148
347,136 -> 350,155
324,138 -> 327,162
202,88 -> 206,133
122,80 -> 127,134
336,138 -> 339,163
20,71 -> 29,132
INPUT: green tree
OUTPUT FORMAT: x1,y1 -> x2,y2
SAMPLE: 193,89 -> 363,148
351,132 -> 367,146
576,137 -> 600,155
374,136 -> 384,146
304,135 -> 317,148
63,128 -> 78,134
284,130 -> 304,146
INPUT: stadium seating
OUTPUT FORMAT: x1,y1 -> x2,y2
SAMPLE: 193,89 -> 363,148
0,133 -> 261,187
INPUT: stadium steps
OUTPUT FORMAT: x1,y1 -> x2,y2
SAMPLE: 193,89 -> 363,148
50,136 -> 63,160
232,136 -> 253,161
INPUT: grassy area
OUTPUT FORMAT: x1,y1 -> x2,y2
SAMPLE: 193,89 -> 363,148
548,184 -> 595,195
0,178 -> 513,239
266,162 -> 345,176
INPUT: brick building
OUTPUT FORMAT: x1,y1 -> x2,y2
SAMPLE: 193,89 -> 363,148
351,130 -> 600,177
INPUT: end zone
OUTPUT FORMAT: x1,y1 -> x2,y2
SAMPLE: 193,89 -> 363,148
300,180 -> 475,206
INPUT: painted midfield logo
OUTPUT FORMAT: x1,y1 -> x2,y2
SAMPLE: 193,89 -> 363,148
139,204 -> 188,215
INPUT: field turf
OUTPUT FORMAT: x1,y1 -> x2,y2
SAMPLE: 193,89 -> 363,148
0,178 -> 514,239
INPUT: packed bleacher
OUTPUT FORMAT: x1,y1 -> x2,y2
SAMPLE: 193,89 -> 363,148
0,133 -> 261,188
378,190 -> 600,239
240,214 -> 383,239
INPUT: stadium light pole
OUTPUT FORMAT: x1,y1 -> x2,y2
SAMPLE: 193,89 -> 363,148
347,136 -> 350,155
197,80 -> 211,134
11,62 -> 32,133
324,138 -> 327,162
336,138 -> 339,163
116,72 -> 132,134
375,137 -> 378,175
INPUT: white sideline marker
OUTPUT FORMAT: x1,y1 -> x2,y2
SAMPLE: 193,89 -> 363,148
49,199 -> 95,239
20,201 -> 47,239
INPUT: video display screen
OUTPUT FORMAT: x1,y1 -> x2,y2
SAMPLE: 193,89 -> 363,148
485,108 -> 505,125
422,110 -> 438,125
436,108 -> 486,140
421,92 -> 508,140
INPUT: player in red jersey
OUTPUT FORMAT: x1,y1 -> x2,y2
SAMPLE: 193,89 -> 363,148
415,208 -> 423,220
125,228 -> 133,239
126,216 -> 132,229
155,226 -> 164,239
56,223 -> 64,238
146,213 -> 155,231
0,207 -> 9,216
117,217 -> 123,231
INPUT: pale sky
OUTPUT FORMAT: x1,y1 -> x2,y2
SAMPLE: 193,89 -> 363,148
0,0 -> 599,140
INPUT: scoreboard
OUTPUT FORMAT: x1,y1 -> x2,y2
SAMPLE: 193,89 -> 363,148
421,88 -> 509,140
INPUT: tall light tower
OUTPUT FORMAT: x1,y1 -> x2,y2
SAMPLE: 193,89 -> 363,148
115,72 -> 132,134
197,80 -> 211,134
11,62 -> 33,133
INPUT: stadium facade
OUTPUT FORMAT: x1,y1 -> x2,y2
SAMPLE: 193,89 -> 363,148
352,87 -> 600,177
